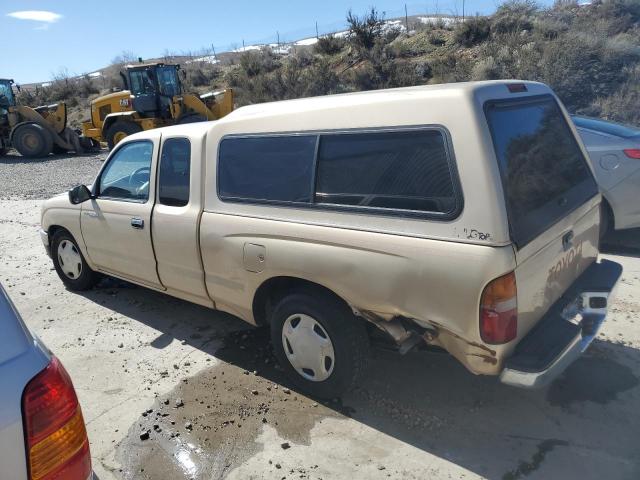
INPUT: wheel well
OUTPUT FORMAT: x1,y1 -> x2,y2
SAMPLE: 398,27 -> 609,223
601,196 -> 615,228
252,277 -> 351,326
47,225 -> 71,243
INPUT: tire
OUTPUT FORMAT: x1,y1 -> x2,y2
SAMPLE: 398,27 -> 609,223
51,230 -> 100,291
105,121 -> 142,150
12,123 -> 53,158
270,289 -> 370,399
177,113 -> 207,124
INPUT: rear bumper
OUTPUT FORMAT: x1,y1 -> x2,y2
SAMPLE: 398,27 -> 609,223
500,259 -> 622,389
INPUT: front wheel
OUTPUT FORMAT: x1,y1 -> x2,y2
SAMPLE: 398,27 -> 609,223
51,230 -> 100,291
105,121 -> 142,150
270,290 -> 370,399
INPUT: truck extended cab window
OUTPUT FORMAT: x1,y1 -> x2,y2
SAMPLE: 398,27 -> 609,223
159,138 -> 190,207
98,141 -> 153,201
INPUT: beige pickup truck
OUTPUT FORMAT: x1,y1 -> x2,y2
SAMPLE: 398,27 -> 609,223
40,81 -> 621,398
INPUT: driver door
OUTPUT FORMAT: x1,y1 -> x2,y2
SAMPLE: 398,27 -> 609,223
81,133 -> 163,289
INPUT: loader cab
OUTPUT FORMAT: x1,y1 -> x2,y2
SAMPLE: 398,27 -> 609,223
0,79 -> 16,109
123,64 -> 183,119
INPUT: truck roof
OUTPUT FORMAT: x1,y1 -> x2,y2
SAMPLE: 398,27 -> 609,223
222,80 -> 547,121
141,80 -> 552,140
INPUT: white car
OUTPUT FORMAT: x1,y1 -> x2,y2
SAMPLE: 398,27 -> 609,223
572,115 -> 640,234
0,284 -> 92,479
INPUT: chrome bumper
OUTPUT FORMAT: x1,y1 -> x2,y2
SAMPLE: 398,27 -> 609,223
500,260 -> 622,389
39,229 -> 50,257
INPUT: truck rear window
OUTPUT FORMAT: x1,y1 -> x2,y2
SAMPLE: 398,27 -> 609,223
486,96 -> 598,248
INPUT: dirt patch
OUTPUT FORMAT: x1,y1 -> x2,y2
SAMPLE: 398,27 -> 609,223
116,328 -> 344,479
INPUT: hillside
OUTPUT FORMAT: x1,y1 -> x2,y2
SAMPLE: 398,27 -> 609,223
17,0 -> 640,129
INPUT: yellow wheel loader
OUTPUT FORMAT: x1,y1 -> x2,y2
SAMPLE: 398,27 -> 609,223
82,63 -> 234,149
0,78 -> 94,158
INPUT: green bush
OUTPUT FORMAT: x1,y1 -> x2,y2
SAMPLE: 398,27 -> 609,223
314,34 -> 346,55
454,16 -> 491,46
346,7 -> 385,51
492,0 -> 539,34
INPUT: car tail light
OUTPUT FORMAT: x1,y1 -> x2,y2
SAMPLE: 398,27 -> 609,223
480,272 -> 517,344
22,357 -> 91,480
623,149 -> 640,159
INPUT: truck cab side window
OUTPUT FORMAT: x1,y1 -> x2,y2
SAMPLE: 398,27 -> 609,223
98,141 -> 153,201
159,138 -> 191,207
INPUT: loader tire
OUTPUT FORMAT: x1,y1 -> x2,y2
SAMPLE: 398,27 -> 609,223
13,123 -> 53,158
177,113 -> 207,124
52,144 -> 68,155
105,121 -> 142,150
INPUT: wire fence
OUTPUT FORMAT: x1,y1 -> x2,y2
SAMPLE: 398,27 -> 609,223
187,2 -> 474,59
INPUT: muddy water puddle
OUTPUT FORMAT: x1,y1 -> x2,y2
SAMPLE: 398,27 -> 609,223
116,328 -> 343,479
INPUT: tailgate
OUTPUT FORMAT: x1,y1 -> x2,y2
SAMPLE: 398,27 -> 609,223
485,94 -> 601,341
513,199 -> 600,339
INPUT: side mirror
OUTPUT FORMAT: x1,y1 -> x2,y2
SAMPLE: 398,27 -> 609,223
69,185 -> 92,204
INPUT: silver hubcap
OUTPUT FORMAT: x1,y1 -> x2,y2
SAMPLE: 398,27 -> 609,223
57,240 -> 82,279
282,314 -> 335,382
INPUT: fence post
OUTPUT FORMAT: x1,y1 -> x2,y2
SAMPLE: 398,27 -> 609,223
405,4 -> 409,31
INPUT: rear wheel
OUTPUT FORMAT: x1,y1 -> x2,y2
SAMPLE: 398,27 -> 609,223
12,123 -> 53,158
51,230 -> 100,291
105,121 -> 142,150
270,290 -> 370,399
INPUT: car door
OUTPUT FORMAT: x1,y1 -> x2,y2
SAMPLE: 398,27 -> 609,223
81,133 -> 164,289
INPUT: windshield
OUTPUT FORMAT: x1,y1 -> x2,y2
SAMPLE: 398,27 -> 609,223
128,69 -> 156,95
486,96 -> 599,248
156,66 -> 181,97
572,115 -> 640,139
0,80 -> 15,107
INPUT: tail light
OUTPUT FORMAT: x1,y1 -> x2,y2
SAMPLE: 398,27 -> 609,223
22,357 -> 91,480
623,149 -> 640,159
480,272 -> 518,344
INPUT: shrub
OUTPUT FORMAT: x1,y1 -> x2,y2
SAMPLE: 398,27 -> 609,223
314,34 -> 346,55
239,50 -> 279,77
492,0 -> 539,34
346,7 -> 385,50
454,15 -> 491,46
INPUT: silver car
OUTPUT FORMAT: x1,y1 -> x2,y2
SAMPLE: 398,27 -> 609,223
572,115 -> 640,234
0,284 -> 92,480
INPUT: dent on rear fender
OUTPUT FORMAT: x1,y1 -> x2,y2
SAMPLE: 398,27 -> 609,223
356,308 -> 503,376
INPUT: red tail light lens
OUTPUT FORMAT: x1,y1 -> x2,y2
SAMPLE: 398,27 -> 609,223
480,272 -> 518,344
623,149 -> 640,159
22,357 -> 91,480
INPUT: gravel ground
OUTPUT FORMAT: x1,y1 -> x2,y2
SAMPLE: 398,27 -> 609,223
0,149 -> 106,199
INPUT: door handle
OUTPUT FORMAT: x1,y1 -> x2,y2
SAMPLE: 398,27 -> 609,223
131,217 -> 144,229
562,231 -> 574,251
83,211 -> 98,218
